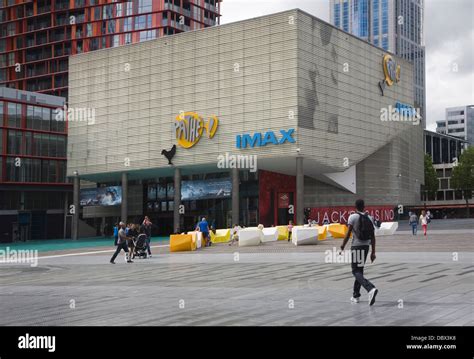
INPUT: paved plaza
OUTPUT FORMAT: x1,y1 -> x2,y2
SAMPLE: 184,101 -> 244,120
0,219 -> 473,326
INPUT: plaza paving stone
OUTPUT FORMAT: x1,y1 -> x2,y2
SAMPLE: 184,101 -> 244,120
0,219 -> 472,326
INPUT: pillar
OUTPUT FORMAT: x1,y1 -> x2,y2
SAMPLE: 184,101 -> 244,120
232,168 -> 240,226
72,175 -> 80,240
173,168 -> 181,233
121,172 -> 128,223
296,157 -> 304,225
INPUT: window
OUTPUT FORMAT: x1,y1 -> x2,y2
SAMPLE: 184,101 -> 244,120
41,107 -> 51,131
135,15 -> 146,30
113,35 -> 120,47
124,17 -> 132,31
7,102 -> 21,128
343,2 -> 349,31
440,179 -> 449,190
334,3 -> 341,27
138,0 -> 152,14
139,30 -> 155,42
7,130 -> 22,155
373,0 -> 379,36
382,0 -> 388,34
126,1 -> 133,16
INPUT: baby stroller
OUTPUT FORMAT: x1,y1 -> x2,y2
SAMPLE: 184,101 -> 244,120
133,233 -> 148,259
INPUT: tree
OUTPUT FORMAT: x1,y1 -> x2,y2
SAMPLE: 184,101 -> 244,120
423,154 -> 439,201
451,147 -> 474,218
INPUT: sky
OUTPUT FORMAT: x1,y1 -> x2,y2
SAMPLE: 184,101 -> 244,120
220,0 -> 474,131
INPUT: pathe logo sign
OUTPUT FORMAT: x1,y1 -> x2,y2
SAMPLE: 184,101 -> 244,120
236,129 -> 296,149
175,112 -> 218,148
379,54 -> 401,96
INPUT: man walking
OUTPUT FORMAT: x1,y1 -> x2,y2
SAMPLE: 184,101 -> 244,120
340,199 -> 378,306
409,212 -> 418,235
110,222 -> 133,264
196,217 -> 211,247
141,216 -> 153,258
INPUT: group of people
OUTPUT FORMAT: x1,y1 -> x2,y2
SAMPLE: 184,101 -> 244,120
110,216 -> 154,264
408,210 -> 432,236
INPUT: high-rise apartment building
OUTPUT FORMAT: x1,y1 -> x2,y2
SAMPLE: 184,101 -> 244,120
0,0 -> 221,98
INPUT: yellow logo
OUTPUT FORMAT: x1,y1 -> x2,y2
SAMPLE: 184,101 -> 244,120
174,112 -> 219,149
382,54 -> 401,86
379,54 -> 401,95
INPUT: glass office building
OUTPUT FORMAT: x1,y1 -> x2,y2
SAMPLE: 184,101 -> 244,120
437,105 -> 474,147
330,0 -> 426,120
0,87 -> 70,242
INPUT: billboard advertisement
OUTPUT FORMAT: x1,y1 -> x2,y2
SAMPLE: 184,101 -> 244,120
181,178 -> 232,201
80,186 -> 122,206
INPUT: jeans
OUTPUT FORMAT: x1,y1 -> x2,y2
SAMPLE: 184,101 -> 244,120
110,241 -> 129,262
411,223 -> 418,235
146,236 -> 151,255
351,245 -> 375,298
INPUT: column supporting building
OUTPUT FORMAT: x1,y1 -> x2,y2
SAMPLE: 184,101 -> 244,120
232,168 -> 240,226
173,168 -> 181,233
72,175 -> 80,240
296,157 -> 304,225
121,172 -> 128,223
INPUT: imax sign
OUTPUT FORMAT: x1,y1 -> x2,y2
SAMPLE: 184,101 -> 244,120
236,129 -> 295,149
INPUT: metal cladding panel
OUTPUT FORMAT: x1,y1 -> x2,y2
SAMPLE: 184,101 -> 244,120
295,10 -> 423,206
68,10 -> 299,177
296,11 -> 418,172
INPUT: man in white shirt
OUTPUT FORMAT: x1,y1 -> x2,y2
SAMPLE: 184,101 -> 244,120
340,199 -> 378,306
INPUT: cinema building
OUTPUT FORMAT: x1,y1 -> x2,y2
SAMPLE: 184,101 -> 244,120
67,9 -> 424,237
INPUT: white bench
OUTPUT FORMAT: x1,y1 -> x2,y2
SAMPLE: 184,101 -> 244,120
187,231 -> 202,249
239,228 -> 263,247
375,222 -> 398,236
261,227 -> 278,242
292,227 -> 319,246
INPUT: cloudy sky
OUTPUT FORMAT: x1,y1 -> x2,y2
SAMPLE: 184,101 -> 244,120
220,0 -> 474,131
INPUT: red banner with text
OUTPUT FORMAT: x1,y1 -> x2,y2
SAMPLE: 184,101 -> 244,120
308,206 -> 396,225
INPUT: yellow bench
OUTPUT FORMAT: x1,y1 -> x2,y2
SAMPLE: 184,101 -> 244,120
276,226 -> 289,241
170,234 -> 196,252
210,229 -> 231,243
328,223 -> 349,238
316,225 -> 328,240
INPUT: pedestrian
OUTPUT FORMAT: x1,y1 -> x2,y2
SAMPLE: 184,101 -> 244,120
141,216 -> 154,258
110,222 -> 133,264
419,210 -> 429,237
113,223 -> 119,246
196,217 -> 211,247
409,212 -> 418,235
340,199 -> 378,306
287,220 -> 293,242
229,224 -> 241,246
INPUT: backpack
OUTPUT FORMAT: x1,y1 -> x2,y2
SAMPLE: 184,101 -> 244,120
356,212 -> 375,241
